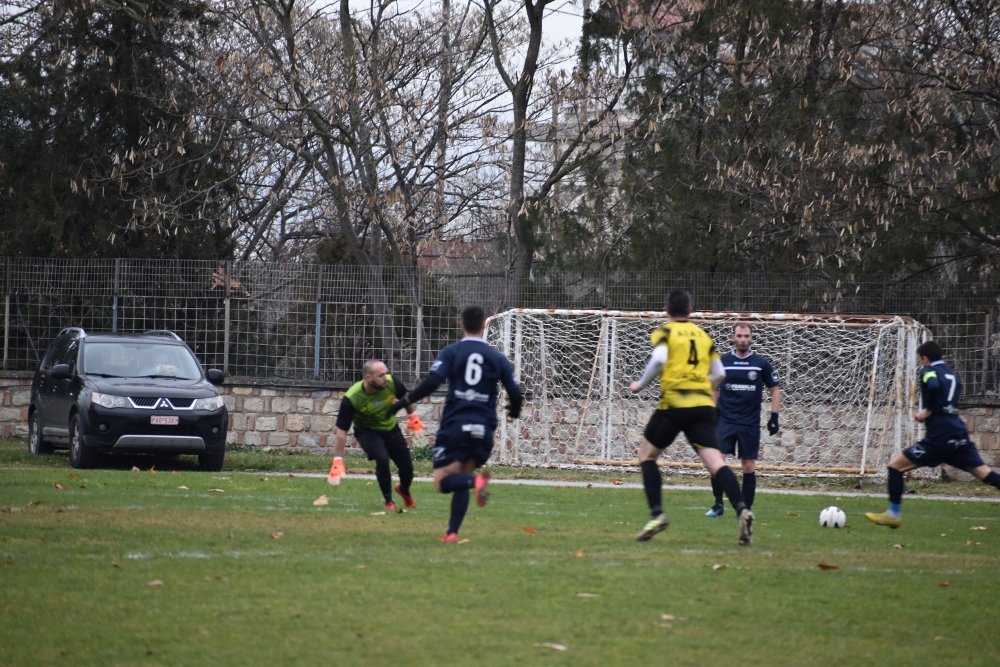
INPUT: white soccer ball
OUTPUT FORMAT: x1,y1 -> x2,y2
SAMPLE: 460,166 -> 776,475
819,506 -> 846,528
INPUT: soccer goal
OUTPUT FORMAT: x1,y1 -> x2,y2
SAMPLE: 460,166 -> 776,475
485,309 -> 930,478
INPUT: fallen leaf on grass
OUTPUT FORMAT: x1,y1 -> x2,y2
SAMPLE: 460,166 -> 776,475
612,480 -> 624,486
131,466 -> 141,472
147,466 -> 157,475
52,482 -> 65,490
68,472 -> 81,480
313,495 -> 329,506
538,643 -> 567,652
785,511 -> 800,517
458,538 -> 471,544
208,488 -> 225,493
892,544 -> 905,549
371,511 -> 387,516
938,581 -> 952,588
577,592 -> 600,598
521,526 -> 537,535
177,485 -> 189,490
271,531 -> 284,540
966,540 -> 981,547
970,526 -> 987,531
660,614 -> 678,621
575,550 -> 585,558
147,580 -> 164,587
817,562 -> 839,570
711,563 -> 727,571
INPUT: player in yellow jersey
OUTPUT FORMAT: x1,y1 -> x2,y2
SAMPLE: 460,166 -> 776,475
629,289 -> 755,546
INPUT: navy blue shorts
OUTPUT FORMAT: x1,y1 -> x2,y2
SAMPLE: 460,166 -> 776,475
643,406 -> 718,451
432,423 -> 495,469
902,436 -> 986,471
717,419 -> 761,460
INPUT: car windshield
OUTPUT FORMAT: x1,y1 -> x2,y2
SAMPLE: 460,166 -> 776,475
83,342 -> 202,380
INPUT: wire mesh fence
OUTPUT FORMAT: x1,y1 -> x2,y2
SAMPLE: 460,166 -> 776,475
3,258 -> 997,399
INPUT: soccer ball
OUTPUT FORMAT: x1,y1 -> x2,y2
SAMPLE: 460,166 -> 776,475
819,506 -> 846,528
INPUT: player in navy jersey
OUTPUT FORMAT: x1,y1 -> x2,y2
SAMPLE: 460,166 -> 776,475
705,324 -> 781,517
388,306 -> 523,542
866,341 -> 1000,528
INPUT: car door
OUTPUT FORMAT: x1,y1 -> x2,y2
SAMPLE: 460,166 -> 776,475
50,338 -> 80,437
40,337 -> 79,439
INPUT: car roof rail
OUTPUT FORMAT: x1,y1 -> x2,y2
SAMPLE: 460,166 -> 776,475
143,329 -> 183,341
58,326 -> 87,338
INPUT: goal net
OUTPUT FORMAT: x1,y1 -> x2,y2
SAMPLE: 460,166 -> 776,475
486,309 -> 929,478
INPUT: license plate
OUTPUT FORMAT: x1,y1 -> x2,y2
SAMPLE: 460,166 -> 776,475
150,415 -> 179,425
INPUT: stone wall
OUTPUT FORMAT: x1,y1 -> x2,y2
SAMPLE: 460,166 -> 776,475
2,372 -> 998,468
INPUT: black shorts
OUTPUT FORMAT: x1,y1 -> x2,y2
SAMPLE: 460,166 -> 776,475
644,406 -> 718,451
354,426 -> 411,463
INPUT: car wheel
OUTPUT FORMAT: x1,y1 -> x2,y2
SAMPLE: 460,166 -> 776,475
68,414 -> 96,469
28,412 -> 54,455
198,448 -> 225,472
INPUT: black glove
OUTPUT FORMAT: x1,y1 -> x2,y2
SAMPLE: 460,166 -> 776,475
387,399 -> 408,416
767,412 -> 780,435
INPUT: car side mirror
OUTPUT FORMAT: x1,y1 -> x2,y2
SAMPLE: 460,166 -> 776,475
51,364 -> 72,380
205,368 -> 225,385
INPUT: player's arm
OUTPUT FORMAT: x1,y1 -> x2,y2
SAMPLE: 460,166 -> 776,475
707,357 -> 725,389
501,362 -> 524,418
915,370 -> 940,422
392,376 -> 417,416
333,397 -> 354,458
388,371 -> 445,414
630,344 -> 667,393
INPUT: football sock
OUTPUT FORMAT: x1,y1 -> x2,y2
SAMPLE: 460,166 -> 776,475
710,474 -> 723,507
983,471 -> 1000,491
742,472 -> 757,509
440,473 -> 475,494
395,455 -> 414,495
375,458 -> 392,501
640,460 -> 663,516
448,489 -> 470,534
715,466 -> 746,513
887,467 -> 904,506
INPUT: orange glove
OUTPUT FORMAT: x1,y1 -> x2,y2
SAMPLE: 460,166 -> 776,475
327,457 -> 346,486
406,412 -> 425,433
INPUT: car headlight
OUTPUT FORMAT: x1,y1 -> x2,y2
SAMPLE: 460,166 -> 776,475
193,395 -> 225,411
92,392 -> 130,409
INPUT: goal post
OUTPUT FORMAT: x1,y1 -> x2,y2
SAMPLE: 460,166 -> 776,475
486,309 -> 929,478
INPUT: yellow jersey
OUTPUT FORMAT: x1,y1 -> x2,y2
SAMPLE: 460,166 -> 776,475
650,320 -> 719,409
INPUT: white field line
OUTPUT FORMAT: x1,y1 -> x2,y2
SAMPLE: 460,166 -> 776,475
284,471 -> 1000,503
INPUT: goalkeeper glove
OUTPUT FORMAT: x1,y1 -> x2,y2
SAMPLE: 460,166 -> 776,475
406,412 -> 424,433
327,457 -> 346,486
387,399 -> 408,416
767,412 -> 780,435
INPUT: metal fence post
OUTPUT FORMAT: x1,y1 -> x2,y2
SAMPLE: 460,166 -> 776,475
223,261 -> 231,374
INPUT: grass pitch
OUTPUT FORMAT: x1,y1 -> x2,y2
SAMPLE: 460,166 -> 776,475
1,444 -> 999,666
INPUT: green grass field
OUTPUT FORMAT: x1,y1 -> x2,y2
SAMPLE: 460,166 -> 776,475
2,439 -> 999,666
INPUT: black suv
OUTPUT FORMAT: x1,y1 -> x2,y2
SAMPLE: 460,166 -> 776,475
28,328 -> 229,470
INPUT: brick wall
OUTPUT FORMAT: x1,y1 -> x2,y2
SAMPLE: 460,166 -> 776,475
2,372 -> 998,467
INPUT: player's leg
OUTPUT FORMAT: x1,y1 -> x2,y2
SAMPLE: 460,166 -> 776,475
737,425 -> 761,510
707,421 -> 737,517
866,449 -> 920,528
431,433 -> 477,541
355,429 -> 395,509
690,410 -> 753,545
635,410 -> 675,541
949,440 -> 1000,491
385,427 -> 416,509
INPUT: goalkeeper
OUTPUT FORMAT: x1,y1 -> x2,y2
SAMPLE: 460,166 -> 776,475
705,323 -> 781,517
387,305 -> 523,543
329,360 -> 422,511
